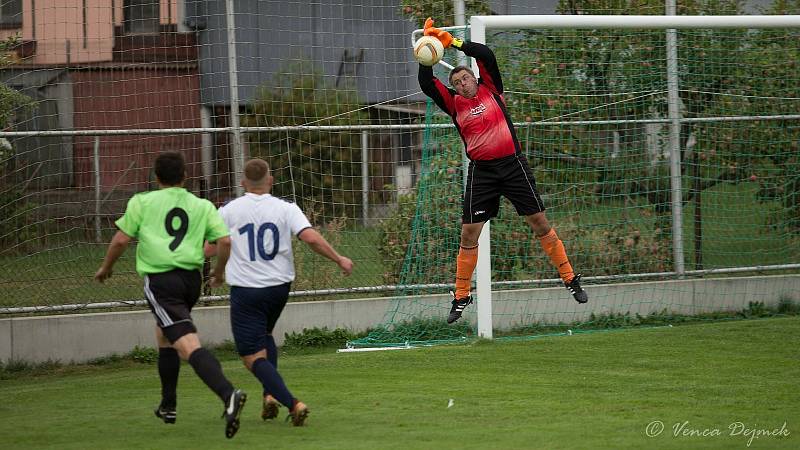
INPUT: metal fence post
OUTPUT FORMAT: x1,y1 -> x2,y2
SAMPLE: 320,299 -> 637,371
666,0 -> 686,276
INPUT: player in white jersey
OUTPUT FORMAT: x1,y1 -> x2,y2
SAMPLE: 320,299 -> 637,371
206,158 -> 353,426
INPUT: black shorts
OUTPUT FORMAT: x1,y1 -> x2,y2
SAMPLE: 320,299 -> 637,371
463,153 -> 546,224
143,269 -> 201,343
229,283 -> 291,356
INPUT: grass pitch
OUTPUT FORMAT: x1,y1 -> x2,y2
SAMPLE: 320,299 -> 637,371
1,317 -> 798,449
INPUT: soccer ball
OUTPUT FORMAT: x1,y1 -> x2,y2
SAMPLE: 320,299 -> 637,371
413,36 -> 444,67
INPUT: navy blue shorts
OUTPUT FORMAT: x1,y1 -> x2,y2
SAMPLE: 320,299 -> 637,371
229,283 -> 291,356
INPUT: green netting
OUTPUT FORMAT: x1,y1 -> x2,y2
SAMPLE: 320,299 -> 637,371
348,24 -> 800,348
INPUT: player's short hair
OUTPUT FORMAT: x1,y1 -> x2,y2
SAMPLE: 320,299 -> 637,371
154,151 -> 185,186
449,66 -> 475,85
244,158 -> 271,184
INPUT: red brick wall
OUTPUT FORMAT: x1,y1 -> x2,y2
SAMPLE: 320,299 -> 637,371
71,68 -> 203,191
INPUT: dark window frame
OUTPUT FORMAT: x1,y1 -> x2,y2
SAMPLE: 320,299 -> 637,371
123,0 -> 160,35
0,0 -> 23,29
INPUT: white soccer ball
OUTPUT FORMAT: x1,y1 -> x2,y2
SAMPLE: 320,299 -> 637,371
413,36 -> 444,67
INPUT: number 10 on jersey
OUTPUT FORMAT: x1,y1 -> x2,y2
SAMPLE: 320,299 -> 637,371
238,222 -> 279,261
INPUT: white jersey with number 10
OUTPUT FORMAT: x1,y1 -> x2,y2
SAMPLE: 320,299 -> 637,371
219,193 -> 312,288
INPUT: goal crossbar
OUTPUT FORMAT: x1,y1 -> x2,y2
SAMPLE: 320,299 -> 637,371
470,15 -> 800,30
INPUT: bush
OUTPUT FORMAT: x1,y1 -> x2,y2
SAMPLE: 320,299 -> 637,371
291,206 -> 347,295
127,345 -> 158,364
777,296 -> 800,315
0,189 -> 47,255
377,185 -> 672,286
504,302 -> 800,338
377,191 -> 419,284
0,359 -> 62,380
282,327 -> 362,351
348,317 -> 473,348
244,61 -> 369,221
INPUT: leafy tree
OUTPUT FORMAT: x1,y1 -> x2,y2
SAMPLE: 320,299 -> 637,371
1,34 -> 36,252
490,0 -> 799,236
749,0 -> 800,233
381,0 -> 800,284
0,35 -> 31,131
242,62 -> 368,222
400,0 -> 491,27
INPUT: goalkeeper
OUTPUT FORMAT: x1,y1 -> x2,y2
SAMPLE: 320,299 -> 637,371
418,18 -> 588,324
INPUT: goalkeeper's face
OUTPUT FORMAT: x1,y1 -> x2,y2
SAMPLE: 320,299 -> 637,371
451,70 -> 478,99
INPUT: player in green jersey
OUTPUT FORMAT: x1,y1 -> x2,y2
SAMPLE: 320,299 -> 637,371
95,151 -> 246,439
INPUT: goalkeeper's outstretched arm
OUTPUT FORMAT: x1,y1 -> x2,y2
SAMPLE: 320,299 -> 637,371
422,17 -> 503,94
418,64 -> 455,115
454,41 -> 503,95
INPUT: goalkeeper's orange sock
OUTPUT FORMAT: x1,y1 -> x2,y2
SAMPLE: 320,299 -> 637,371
454,245 -> 478,299
538,228 -> 575,283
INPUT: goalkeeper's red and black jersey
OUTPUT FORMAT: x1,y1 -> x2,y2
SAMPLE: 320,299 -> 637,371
418,41 -> 521,161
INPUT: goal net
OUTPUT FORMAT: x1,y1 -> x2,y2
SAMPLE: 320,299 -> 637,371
0,1 -> 423,313
348,13 -> 800,348
0,2 -> 798,345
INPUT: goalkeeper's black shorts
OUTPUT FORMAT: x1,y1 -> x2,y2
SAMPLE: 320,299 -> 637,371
462,153 -> 546,224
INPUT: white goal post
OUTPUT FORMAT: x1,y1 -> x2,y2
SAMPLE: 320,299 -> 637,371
464,14 -> 800,339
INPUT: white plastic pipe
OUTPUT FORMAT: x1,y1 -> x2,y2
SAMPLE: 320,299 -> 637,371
470,15 -> 800,29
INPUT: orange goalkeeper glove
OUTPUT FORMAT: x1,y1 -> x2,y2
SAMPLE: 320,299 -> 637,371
423,17 -> 463,49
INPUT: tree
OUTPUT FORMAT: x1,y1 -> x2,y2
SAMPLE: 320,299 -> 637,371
0,34 -> 32,157
384,0 -> 800,284
492,0 -> 799,238
242,61 -> 369,222
400,0 -> 491,27
1,34 -> 36,252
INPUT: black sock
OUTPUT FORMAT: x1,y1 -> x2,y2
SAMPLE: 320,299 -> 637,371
188,347 -> 234,404
251,358 -> 293,408
265,335 -> 278,368
158,347 -> 180,409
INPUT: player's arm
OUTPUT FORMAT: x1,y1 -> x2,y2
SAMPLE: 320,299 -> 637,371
204,203 -> 230,258
94,230 -> 133,283
418,65 -> 455,115
205,202 -> 232,287
297,228 -> 353,276
418,18 -> 457,115
458,41 -> 502,94
207,236 -> 231,288
204,240 -> 218,257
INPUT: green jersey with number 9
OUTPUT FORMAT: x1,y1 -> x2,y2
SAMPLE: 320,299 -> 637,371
115,187 -> 230,276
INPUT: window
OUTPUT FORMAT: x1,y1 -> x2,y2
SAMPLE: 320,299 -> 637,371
0,0 -> 22,28
124,0 -> 160,34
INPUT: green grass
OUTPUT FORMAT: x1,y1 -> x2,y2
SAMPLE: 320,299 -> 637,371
1,317 -> 798,449
681,182 -> 798,269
